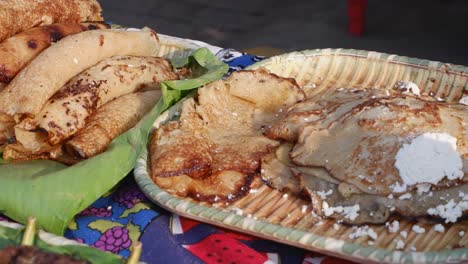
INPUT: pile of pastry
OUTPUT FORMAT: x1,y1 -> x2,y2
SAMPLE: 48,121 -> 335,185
0,0 -> 179,164
150,69 -> 467,225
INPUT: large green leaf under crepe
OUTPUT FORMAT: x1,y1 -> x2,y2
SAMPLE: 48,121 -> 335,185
0,223 -> 123,263
0,48 -> 228,235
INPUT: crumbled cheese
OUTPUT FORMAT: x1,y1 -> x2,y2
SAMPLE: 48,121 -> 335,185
416,183 -> 432,195
368,241 -> 375,246
213,196 -> 220,202
386,220 -> 400,233
349,226 -> 378,240
433,224 -> 445,233
333,223 -> 340,231
410,246 -> 417,251
459,96 -> 468,105
400,231 -> 408,238
390,182 -> 408,193
389,206 -> 396,212
322,202 -> 360,221
412,225 -> 426,234
385,90 -> 391,96
394,81 -> 420,96
460,231 -> 465,237
399,193 -> 412,200
427,199 -> 468,223
395,240 -> 405,250
317,189 -> 333,199
282,193 -> 289,199
387,194 -> 394,199
301,205 -> 308,213
227,194 -> 235,200
358,174 -> 365,179
395,133 -> 464,185
460,192 -> 468,200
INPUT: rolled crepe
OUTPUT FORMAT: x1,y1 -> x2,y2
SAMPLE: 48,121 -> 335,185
15,56 -> 177,150
0,22 -> 110,84
0,28 -> 160,117
0,0 -> 103,43
2,142 -> 78,165
65,90 -> 161,159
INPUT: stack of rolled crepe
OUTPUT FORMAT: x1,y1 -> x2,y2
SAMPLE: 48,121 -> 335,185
0,0 -> 180,164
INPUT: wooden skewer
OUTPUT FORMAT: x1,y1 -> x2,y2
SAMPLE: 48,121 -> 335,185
21,217 -> 36,246
127,241 -> 142,264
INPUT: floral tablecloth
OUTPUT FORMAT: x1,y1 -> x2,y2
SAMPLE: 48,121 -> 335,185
3,47 -> 353,264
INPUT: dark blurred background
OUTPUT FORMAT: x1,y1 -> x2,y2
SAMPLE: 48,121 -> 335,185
100,0 -> 468,65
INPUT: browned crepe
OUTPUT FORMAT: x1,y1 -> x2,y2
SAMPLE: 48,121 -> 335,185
0,0 -> 103,43
0,28 -> 160,118
150,70 -> 305,202
15,56 -> 177,150
65,91 -> 161,159
0,22 -> 109,84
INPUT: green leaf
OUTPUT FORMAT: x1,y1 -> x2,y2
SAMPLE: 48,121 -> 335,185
162,47 -> 229,108
0,48 -> 228,235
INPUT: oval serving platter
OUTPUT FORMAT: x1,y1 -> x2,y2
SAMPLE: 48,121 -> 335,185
135,49 -> 468,264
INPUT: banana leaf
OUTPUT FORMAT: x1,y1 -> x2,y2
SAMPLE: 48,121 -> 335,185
0,47 -> 228,235
0,223 -> 123,263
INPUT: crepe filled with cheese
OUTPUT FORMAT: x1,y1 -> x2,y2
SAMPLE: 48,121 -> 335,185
263,88 -> 467,224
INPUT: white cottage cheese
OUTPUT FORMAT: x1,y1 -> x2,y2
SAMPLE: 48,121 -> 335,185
349,225 -> 378,240
386,220 -> 400,233
433,224 -> 445,233
412,225 -> 426,234
394,81 -> 421,96
395,133 -> 464,185
427,199 -> 468,223
322,202 -> 360,221
459,95 -> 468,105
